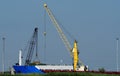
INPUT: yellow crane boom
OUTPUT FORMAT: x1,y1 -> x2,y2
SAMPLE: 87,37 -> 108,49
44,4 -> 72,56
43,3 -> 86,71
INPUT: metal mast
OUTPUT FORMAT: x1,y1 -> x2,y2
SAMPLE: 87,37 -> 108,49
116,38 -> 119,72
2,37 -> 5,74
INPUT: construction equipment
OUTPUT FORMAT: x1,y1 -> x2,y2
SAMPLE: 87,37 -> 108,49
44,3 -> 87,71
25,27 -> 39,65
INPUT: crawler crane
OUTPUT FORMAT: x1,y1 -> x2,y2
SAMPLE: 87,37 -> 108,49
25,27 -> 39,65
44,3 -> 87,71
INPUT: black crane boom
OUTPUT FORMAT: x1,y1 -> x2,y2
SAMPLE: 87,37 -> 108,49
25,27 -> 38,65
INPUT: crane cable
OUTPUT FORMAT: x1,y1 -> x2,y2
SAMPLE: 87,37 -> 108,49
59,22 -> 76,42
43,10 -> 47,63
34,28 -> 40,62
58,22 -> 85,66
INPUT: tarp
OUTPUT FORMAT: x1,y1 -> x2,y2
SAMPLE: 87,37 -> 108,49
13,65 -> 44,74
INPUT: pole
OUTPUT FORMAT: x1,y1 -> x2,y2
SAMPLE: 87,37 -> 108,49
116,38 -> 119,72
2,37 -> 5,74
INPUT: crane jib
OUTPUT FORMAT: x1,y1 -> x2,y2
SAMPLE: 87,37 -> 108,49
43,3 -> 86,71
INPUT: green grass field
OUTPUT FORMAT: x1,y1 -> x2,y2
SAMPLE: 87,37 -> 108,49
0,72 -> 120,76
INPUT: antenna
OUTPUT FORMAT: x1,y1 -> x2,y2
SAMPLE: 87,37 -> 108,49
116,38 -> 119,72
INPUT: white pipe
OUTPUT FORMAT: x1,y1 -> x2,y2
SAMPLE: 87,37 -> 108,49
19,50 -> 22,65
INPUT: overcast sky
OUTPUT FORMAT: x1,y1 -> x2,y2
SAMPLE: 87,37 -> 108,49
0,0 -> 120,71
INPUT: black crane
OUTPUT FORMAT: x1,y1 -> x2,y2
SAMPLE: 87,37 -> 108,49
25,27 -> 39,65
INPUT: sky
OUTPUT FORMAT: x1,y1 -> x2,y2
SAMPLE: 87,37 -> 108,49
0,0 -> 120,71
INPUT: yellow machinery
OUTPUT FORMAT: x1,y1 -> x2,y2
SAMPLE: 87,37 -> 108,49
44,3 -> 87,71
72,40 -> 79,71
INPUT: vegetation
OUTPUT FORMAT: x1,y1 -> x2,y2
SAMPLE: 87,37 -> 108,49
98,68 -> 105,72
0,72 -> 119,76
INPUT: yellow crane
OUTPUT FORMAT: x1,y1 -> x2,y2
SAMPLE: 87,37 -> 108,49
44,3 -> 87,71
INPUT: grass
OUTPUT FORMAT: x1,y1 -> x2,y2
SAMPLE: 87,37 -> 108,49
45,72 -> 120,76
0,72 -> 119,76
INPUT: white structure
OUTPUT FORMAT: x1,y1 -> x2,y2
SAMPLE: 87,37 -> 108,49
36,65 -> 73,70
35,65 -> 86,71
10,67 -> 15,75
19,50 -> 22,66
